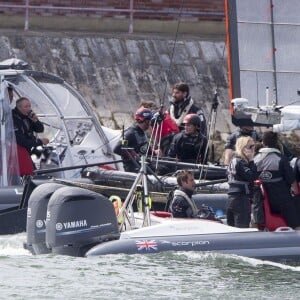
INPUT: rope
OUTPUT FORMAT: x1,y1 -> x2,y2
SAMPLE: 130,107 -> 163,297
160,0 -> 185,109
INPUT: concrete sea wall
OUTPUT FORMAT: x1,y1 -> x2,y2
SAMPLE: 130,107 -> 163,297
0,29 -> 233,160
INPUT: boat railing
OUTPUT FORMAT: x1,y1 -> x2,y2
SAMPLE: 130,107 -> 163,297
0,0 -> 224,33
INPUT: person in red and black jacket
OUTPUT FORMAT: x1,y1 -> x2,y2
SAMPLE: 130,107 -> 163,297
114,107 -> 161,173
12,97 -> 49,174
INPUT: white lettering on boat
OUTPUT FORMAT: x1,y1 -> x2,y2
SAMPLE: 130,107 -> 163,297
162,240 -> 210,247
173,240 -> 210,247
63,219 -> 88,230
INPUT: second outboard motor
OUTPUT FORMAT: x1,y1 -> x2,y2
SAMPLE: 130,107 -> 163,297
46,186 -> 120,257
26,182 -> 65,255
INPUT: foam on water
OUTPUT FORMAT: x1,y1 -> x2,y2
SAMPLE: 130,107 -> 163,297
0,233 -> 30,256
174,251 -> 300,271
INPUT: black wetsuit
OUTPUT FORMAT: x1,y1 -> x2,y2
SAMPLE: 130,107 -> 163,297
114,124 -> 150,173
169,187 -> 195,218
167,131 -> 208,164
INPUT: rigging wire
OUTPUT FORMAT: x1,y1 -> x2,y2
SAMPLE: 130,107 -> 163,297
197,39 -> 227,181
160,0 -> 185,109
147,0 -> 185,170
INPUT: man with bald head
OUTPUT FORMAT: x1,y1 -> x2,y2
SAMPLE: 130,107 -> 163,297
12,97 -> 49,174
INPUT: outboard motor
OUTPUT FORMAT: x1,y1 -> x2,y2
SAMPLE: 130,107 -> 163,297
26,183 -> 65,255
46,186 -> 120,257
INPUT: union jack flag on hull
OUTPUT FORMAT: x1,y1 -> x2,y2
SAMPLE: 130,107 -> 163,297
135,240 -> 158,252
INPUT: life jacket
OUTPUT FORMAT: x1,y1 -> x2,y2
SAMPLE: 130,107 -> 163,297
169,97 -> 194,126
136,191 -> 152,213
172,189 -> 199,217
227,157 -> 251,194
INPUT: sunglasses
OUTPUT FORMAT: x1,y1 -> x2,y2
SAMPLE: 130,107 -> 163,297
245,144 -> 255,150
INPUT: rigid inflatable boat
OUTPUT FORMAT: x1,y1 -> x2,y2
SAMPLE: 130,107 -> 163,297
86,219 -> 300,264
24,179 -> 300,264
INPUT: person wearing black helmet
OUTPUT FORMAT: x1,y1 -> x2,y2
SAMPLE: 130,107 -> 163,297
167,113 -> 208,164
224,126 -> 262,165
168,82 -> 207,137
113,107 -> 161,173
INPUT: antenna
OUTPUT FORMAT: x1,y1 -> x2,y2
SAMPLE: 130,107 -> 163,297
256,72 -> 259,108
272,88 -> 277,107
265,86 -> 269,106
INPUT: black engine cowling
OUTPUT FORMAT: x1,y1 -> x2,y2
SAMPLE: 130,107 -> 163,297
46,186 -> 120,257
26,183 -> 65,255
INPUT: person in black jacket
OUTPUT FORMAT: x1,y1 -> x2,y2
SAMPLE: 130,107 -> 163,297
169,170 -> 198,218
224,126 -> 261,165
168,82 -> 207,137
113,107 -> 160,173
167,113 -> 207,164
12,97 -> 49,173
254,131 -> 300,229
227,136 -> 257,228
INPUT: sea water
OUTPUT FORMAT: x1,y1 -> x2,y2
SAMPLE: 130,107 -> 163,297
1,233 -> 300,300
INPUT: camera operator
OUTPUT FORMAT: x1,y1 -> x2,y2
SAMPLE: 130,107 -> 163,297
12,97 -> 49,174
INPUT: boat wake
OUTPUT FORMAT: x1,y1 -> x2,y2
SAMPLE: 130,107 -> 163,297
0,233 -> 30,256
175,251 -> 300,271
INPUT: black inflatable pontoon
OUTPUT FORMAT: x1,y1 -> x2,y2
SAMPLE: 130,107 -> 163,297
86,220 -> 300,263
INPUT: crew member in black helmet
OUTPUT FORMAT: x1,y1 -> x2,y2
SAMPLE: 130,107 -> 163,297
168,82 -> 207,137
167,113 -> 208,164
114,107 -> 161,173
224,126 -> 262,165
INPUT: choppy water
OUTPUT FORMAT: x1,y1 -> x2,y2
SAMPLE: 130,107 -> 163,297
1,233 -> 300,300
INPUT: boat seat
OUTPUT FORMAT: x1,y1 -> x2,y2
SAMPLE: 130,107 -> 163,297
150,211 -> 173,218
256,180 -> 288,231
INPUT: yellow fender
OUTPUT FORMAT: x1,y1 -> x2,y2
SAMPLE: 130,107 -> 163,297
137,192 -> 152,213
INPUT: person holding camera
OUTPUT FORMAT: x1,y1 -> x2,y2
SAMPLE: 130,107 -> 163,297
113,107 -> 161,173
12,97 -> 49,175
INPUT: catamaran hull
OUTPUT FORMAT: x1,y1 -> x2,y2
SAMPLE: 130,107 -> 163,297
86,230 -> 300,263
